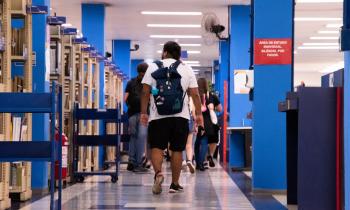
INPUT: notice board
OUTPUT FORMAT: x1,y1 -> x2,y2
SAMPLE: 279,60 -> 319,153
254,38 -> 292,65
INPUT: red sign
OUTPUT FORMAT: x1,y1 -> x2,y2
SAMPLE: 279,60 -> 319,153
254,38 -> 292,65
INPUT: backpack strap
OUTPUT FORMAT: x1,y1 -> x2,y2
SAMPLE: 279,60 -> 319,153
170,60 -> 182,70
154,60 -> 164,69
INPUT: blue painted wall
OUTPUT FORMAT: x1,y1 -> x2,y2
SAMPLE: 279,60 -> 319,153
82,4 -> 105,168
31,0 -> 50,190
252,0 -> 293,190
113,40 -> 131,76
112,40 -> 130,112
228,6 -> 252,168
131,59 -> 144,79
216,41 -> 230,107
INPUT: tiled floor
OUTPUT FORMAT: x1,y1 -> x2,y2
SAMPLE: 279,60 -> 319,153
17,163 -> 254,210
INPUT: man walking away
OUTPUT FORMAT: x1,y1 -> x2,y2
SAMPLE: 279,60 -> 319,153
140,41 -> 204,194
125,62 -> 149,173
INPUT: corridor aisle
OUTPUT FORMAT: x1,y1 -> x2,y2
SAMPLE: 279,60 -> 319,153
18,164 -> 254,210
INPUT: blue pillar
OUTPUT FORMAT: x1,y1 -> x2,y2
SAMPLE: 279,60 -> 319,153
219,41 -> 230,107
131,59 -> 144,79
343,0 -> 350,208
82,4 -> 105,168
228,6 -> 252,168
252,0 -> 293,190
112,40 -> 131,111
31,0 -> 50,191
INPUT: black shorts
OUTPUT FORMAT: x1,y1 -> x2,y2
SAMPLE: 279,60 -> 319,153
207,125 -> 220,144
148,117 -> 189,152
208,133 -> 219,144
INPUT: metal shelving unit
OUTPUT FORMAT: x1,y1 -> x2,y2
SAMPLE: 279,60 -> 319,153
0,0 -> 12,208
49,21 -> 78,184
0,82 -> 63,210
104,64 -> 124,167
8,0 -> 33,201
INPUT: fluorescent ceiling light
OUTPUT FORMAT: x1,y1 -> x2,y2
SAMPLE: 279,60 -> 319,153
151,35 -> 202,39
147,24 -> 201,28
297,0 -> 343,3
303,42 -> 339,46
298,46 -> 339,49
141,11 -> 202,16
189,64 -> 201,67
326,24 -> 343,28
62,23 -> 72,27
310,36 -> 339,40
295,17 -> 342,21
160,43 -> 201,47
320,61 -> 344,73
187,51 -> 201,54
157,50 -> 201,54
318,30 -> 340,34
183,61 -> 200,64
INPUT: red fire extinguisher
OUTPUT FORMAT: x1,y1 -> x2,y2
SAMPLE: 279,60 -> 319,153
55,129 -> 68,180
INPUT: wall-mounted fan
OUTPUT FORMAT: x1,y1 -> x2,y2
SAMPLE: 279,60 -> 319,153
201,12 -> 227,46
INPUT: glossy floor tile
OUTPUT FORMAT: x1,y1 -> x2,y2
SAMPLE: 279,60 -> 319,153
18,163 -> 255,210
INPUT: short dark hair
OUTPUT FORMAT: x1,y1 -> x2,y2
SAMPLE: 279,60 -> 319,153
163,41 -> 181,60
137,62 -> 148,73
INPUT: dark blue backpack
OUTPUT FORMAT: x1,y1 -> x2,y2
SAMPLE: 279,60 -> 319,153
151,60 -> 186,115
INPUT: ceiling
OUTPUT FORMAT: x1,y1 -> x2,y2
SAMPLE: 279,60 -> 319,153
51,0 -> 344,74
295,2 -> 343,73
51,0 -> 250,68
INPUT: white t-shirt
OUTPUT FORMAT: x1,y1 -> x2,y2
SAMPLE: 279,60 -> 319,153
142,58 -> 198,122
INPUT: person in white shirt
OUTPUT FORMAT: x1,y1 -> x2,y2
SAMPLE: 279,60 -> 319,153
140,41 -> 203,194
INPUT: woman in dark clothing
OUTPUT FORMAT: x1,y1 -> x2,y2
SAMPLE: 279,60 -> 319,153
195,78 -> 216,171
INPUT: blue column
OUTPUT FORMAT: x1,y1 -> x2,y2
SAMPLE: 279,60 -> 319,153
252,0 -> 293,190
343,0 -> 350,208
31,0 -> 50,191
131,59 -> 144,79
82,4 -> 105,168
228,6 -> 252,168
112,40 -> 131,77
112,40 -> 131,111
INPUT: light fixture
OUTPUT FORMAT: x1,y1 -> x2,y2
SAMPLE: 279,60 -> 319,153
298,46 -> 339,49
303,42 -> 339,46
188,64 -> 201,67
318,30 -> 340,34
61,23 -> 72,27
147,24 -> 201,28
183,61 -> 200,64
319,61 -> 344,73
160,43 -> 201,47
310,36 -> 339,40
326,23 -> 343,28
297,0 -> 343,3
151,35 -> 202,39
141,11 -> 202,16
157,50 -> 201,54
295,17 -> 342,21
187,51 -> 201,54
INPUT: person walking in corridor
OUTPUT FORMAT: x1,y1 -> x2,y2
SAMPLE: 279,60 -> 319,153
125,62 -> 149,173
140,41 -> 203,194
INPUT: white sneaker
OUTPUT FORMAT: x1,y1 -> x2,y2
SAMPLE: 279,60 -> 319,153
187,161 -> 195,174
181,161 -> 187,171
152,173 -> 164,195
